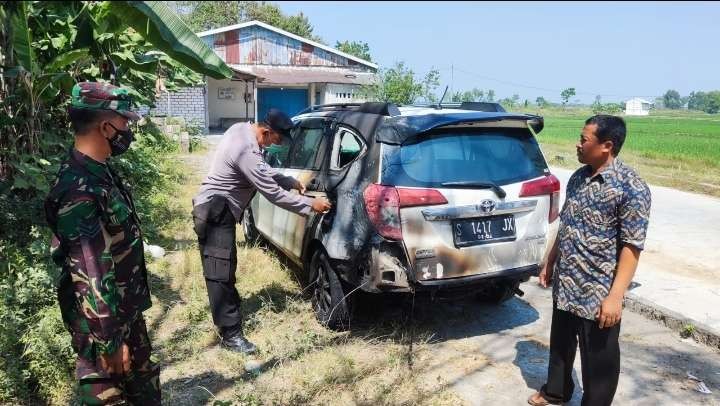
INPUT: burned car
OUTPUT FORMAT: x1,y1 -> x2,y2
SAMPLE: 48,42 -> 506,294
243,102 -> 560,329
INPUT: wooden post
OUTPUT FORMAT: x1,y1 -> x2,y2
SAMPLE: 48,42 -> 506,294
179,131 -> 190,153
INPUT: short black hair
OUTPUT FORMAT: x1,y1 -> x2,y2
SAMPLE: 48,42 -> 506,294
68,107 -> 117,134
585,114 -> 626,156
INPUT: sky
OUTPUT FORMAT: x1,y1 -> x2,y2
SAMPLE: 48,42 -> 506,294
276,1 -> 720,104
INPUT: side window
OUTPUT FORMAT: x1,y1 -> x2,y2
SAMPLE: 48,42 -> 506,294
331,127 -> 365,170
287,126 -> 327,170
264,144 -> 290,168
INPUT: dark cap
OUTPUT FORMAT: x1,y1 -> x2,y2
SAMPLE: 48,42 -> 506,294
263,108 -> 294,139
71,82 -> 140,121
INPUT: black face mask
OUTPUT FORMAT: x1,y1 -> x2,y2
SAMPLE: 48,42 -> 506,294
106,122 -> 134,156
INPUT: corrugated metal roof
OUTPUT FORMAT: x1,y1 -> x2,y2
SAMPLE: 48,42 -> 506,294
196,20 -> 378,70
229,66 -> 260,80
235,65 -> 375,85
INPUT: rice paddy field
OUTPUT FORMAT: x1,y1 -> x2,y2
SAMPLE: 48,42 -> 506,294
530,108 -> 720,196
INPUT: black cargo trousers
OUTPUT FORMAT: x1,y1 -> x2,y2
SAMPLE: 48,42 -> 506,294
191,196 -> 243,335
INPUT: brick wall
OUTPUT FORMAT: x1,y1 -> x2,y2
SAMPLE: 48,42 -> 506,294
147,86 -> 207,131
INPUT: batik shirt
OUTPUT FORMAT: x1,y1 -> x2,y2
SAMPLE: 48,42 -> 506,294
45,149 -> 152,355
553,158 -> 651,320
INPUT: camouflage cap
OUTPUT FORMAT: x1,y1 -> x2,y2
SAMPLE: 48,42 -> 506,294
71,82 -> 140,121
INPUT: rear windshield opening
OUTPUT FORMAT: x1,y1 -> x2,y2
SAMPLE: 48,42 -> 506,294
381,128 -> 548,188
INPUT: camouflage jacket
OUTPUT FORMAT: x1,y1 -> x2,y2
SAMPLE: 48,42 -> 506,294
44,149 -> 152,355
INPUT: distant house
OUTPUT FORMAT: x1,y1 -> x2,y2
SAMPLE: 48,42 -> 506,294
148,20 -> 377,132
624,97 -> 653,116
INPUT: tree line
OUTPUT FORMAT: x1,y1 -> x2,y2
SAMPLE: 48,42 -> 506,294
661,89 -> 720,114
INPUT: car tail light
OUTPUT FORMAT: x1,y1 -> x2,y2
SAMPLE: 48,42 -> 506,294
397,188 -> 448,208
519,174 -> 561,222
364,184 -> 447,240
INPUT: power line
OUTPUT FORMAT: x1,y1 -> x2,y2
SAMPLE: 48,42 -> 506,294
445,66 -> 659,99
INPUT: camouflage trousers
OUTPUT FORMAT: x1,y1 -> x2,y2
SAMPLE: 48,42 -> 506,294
71,316 -> 161,405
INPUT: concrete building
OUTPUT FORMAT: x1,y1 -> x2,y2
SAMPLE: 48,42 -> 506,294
625,97 -> 654,116
149,20 -> 377,132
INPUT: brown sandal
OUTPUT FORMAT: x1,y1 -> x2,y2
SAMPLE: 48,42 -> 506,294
527,391 -> 556,406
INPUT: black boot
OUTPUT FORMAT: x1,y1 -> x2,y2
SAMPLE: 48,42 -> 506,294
220,325 -> 258,354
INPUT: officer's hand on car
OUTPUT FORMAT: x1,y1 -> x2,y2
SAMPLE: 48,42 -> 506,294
311,197 -> 332,214
99,342 -> 131,375
294,179 -> 306,195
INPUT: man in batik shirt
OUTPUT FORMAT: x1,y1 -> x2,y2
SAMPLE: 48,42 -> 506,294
529,115 -> 651,406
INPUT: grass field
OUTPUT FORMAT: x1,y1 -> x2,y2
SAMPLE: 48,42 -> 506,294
526,108 -> 720,196
145,150 -> 463,405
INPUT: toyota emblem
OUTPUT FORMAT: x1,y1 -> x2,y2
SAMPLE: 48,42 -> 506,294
479,199 -> 496,213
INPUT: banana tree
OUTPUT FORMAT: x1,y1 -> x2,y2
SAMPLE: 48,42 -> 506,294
0,0 -> 232,185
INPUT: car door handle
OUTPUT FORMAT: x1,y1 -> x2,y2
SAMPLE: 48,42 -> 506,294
307,178 -> 320,191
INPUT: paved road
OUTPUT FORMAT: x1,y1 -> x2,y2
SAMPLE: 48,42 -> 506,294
402,283 -> 720,405
552,166 -> 720,333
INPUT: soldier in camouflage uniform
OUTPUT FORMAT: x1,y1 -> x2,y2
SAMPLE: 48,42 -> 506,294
44,82 -> 160,405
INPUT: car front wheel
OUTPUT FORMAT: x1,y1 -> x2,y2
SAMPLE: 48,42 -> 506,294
310,250 -> 350,330
242,207 -> 261,245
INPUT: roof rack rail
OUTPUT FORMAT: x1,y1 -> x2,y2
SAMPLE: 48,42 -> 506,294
408,102 -> 506,112
297,102 -> 400,116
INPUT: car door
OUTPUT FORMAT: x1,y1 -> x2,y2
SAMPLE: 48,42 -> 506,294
251,127 -> 294,245
321,124 -> 368,260
272,118 -> 331,260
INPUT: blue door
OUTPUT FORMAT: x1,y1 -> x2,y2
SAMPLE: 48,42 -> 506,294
258,88 -> 308,121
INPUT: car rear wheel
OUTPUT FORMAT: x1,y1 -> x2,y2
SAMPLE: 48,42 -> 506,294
476,280 -> 520,304
310,250 -> 350,330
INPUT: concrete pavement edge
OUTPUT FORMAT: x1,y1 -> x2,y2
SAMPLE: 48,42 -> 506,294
625,292 -> 720,351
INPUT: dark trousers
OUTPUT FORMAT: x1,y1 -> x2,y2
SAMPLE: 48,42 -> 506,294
541,306 -> 621,406
192,197 -> 242,333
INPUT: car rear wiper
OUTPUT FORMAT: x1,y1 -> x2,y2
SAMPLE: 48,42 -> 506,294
440,181 -> 507,198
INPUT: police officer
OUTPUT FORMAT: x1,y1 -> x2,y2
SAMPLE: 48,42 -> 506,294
45,82 -> 160,405
192,109 -> 331,354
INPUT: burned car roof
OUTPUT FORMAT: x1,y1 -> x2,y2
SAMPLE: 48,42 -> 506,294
375,110 -> 544,145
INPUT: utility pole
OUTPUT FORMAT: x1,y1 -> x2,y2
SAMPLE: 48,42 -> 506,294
450,64 -> 454,99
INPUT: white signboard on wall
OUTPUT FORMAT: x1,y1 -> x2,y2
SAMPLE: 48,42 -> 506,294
218,87 -> 235,100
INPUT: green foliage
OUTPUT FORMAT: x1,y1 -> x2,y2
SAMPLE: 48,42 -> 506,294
591,95 -> 623,115
591,102 -> 623,115
175,1 -> 322,42
560,87 -> 576,105
0,230 -> 60,402
169,1 -> 241,32
680,323 -> 696,338
687,90 -> 720,114
499,94 -> 520,109
536,96 -> 549,107
359,61 -> 440,105
112,121 -> 186,241
21,306 -> 75,405
335,40 -> 372,62
0,1 -> 220,402
108,1 -> 233,80
450,87 -> 495,103
663,89 -> 683,110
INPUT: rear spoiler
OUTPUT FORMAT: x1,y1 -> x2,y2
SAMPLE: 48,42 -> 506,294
526,115 -> 544,134
375,112 -> 545,145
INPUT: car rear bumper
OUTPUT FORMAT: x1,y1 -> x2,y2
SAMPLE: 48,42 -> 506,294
349,239 -> 543,294
413,264 -> 539,289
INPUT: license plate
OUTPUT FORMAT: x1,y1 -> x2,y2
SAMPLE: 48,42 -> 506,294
452,215 -> 516,248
